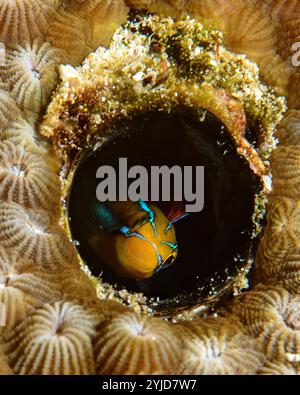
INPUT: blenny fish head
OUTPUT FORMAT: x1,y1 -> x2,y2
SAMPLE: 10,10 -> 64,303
116,204 -> 178,279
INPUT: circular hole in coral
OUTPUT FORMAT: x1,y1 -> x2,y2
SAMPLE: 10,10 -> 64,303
67,107 -> 263,311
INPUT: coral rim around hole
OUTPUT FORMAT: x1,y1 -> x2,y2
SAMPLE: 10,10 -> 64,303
67,106 -> 263,313
40,13 -> 286,318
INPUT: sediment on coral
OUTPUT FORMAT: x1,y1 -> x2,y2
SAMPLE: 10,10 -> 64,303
41,13 -> 285,166
59,267 -> 98,304
128,0 -> 297,100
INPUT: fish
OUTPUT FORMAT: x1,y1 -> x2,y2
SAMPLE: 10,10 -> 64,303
84,198 -> 187,280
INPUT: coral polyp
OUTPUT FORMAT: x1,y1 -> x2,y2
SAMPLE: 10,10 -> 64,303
256,197 -> 300,281
0,202 -> 77,269
4,301 -> 98,374
94,310 -> 181,374
0,141 -> 61,210
176,317 -> 265,375
1,39 -> 65,123
232,285 -> 300,367
46,1 -> 128,65
272,110 -> 300,200
0,347 -> 13,375
258,361 -> 300,375
1,118 -> 49,154
0,246 -> 61,330
0,0 -> 59,45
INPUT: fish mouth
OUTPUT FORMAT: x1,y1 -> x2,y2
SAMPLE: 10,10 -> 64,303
161,251 -> 178,270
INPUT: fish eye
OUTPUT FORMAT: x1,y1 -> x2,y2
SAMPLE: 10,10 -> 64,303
130,215 -> 149,231
121,215 -> 150,236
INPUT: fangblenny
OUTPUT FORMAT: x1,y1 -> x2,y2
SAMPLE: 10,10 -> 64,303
84,199 -> 188,279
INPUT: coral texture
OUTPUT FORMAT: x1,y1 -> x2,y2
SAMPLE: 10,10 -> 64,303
0,246 -> 61,330
232,285 -> 300,367
0,141 -> 60,210
176,317 -> 265,375
0,202 -> 77,269
94,310 -> 181,374
0,39 -> 65,123
4,301 -> 98,374
0,0 -> 59,45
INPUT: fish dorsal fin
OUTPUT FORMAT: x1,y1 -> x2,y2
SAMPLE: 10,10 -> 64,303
163,201 -> 189,224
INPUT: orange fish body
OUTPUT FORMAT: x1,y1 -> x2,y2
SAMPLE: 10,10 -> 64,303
87,200 -> 178,279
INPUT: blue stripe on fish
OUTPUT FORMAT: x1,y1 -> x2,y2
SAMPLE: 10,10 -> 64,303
160,241 -> 178,250
119,226 -> 146,241
138,199 -> 157,237
165,222 -> 172,234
